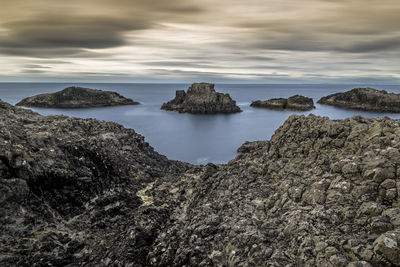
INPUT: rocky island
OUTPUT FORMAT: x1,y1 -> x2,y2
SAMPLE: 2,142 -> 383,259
16,86 -> 139,108
251,95 -> 315,111
318,87 -> 400,112
1,99 -> 400,266
161,83 -> 241,114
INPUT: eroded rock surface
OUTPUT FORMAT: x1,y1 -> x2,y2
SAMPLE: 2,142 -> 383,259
318,88 -> 400,112
251,95 -> 315,111
1,99 -> 400,266
161,83 -> 241,114
16,86 -> 139,108
0,100 -> 187,266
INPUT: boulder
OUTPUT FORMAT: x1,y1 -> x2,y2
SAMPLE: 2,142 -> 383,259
161,83 -> 241,114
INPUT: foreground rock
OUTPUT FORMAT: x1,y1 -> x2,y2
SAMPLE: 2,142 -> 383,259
251,95 -> 315,111
0,100 -> 187,266
318,87 -> 400,112
1,99 -> 400,266
161,83 -> 241,114
16,86 -> 139,108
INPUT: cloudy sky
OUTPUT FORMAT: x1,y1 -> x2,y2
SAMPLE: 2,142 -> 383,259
0,0 -> 399,83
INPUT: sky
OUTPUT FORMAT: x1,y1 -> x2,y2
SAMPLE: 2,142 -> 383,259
0,0 -> 399,83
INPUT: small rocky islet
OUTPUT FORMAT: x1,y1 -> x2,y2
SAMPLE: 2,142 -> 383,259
318,87 -> 400,113
1,98 -> 400,266
251,95 -> 315,111
16,86 -> 139,108
161,82 -> 241,114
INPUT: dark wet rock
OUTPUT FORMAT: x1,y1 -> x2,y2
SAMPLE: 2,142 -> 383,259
1,99 -> 400,266
161,83 -> 241,114
251,95 -> 315,111
147,114 -> 400,267
0,100 -> 187,266
318,87 -> 400,112
16,86 -> 139,108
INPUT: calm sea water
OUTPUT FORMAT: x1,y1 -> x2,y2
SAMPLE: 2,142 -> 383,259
1,83 -> 400,164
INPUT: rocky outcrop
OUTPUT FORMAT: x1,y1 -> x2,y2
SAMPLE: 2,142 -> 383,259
16,86 -> 139,108
318,87 -> 400,112
0,100 -> 187,266
251,95 -> 315,111
161,83 -> 241,114
1,99 -> 400,266
148,114 -> 400,266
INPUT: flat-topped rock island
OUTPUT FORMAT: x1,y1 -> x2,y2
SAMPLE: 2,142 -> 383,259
161,83 -> 241,114
251,95 -> 315,111
16,86 -> 139,108
318,87 -> 400,112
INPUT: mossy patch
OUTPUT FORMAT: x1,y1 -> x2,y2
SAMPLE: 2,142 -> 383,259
137,182 -> 154,206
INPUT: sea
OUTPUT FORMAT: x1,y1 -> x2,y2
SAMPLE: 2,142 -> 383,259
1,83 -> 400,164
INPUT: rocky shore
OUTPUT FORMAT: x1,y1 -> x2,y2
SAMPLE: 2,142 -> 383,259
16,86 -> 139,108
1,99 -> 400,266
161,83 -> 241,114
318,87 -> 400,112
251,95 -> 315,111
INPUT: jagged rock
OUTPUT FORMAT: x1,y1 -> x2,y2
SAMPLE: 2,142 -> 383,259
0,100 -> 187,266
161,83 -> 241,114
16,86 -> 139,108
251,95 -> 315,111
318,87 -> 400,112
1,99 -> 400,266
373,231 -> 400,265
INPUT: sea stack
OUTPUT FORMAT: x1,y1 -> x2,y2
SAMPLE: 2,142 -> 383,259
161,83 -> 241,114
16,86 -> 139,108
251,95 -> 315,111
318,88 -> 400,112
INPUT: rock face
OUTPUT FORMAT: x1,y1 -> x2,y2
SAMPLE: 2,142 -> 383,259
161,83 -> 241,114
318,87 -> 400,112
16,86 -> 139,108
0,100 -> 187,266
1,99 -> 400,266
251,95 -> 315,111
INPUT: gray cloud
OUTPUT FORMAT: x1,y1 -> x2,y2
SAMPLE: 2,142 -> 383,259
0,0 -> 204,57
339,37 -> 400,53
0,0 -> 399,83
